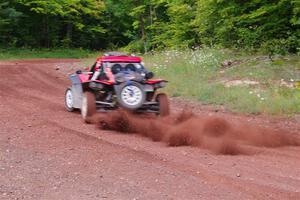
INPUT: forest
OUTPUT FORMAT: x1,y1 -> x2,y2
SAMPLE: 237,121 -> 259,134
0,0 -> 299,54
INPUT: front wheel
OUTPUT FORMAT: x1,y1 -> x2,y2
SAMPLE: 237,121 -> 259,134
81,92 -> 96,122
65,88 -> 75,112
156,93 -> 170,117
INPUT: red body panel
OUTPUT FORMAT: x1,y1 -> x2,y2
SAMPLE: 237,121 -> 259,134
78,74 -> 90,82
145,79 -> 165,84
78,74 -> 113,85
96,56 -> 142,63
79,55 -> 165,85
93,80 -> 114,85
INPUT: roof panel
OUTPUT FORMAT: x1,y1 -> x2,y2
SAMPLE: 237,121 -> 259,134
96,56 -> 142,63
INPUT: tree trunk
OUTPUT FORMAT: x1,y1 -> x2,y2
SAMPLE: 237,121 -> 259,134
66,22 -> 73,46
139,14 -> 146,53
42,15 -> 50,48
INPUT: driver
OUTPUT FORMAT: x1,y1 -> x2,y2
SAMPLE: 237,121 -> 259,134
90,61 -> 101,81
91,61 -> 115,83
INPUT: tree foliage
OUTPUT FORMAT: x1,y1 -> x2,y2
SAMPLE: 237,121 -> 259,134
0,0 -> 299,53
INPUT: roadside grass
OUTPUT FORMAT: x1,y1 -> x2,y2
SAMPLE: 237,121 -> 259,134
0,48 -> 98,60
143,49 -> 300,115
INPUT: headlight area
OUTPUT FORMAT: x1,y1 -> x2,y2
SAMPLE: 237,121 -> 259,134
155,81 -> 167,88
144,84 -> 154,92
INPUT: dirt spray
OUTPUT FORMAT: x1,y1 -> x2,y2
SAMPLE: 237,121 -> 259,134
91,110 -> 300,155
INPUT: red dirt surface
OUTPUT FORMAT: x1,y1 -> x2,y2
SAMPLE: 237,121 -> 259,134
1,59 -> 300,200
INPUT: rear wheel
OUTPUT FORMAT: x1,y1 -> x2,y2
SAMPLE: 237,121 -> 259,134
81,92 -> 96,122
65,88 -> 74,112
156,93 -> 170,117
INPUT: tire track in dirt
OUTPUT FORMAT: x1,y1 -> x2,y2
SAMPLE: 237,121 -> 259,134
29,119 -> 300,200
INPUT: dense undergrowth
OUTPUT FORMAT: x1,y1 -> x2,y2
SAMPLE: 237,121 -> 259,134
1,1 -> 299,55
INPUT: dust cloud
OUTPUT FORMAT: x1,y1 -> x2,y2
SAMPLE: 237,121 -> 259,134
91,110 -> 300,155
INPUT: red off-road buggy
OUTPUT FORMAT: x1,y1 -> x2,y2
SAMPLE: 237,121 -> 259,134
65,52 -> 170,121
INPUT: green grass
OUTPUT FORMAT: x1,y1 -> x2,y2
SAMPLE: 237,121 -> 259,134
0,48 -> 99,60
143,49 -> 300,115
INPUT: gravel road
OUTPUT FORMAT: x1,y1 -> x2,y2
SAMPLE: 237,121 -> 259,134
0,59 -> 299,200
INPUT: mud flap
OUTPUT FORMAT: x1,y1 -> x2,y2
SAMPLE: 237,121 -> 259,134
69,74 -> 83,109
